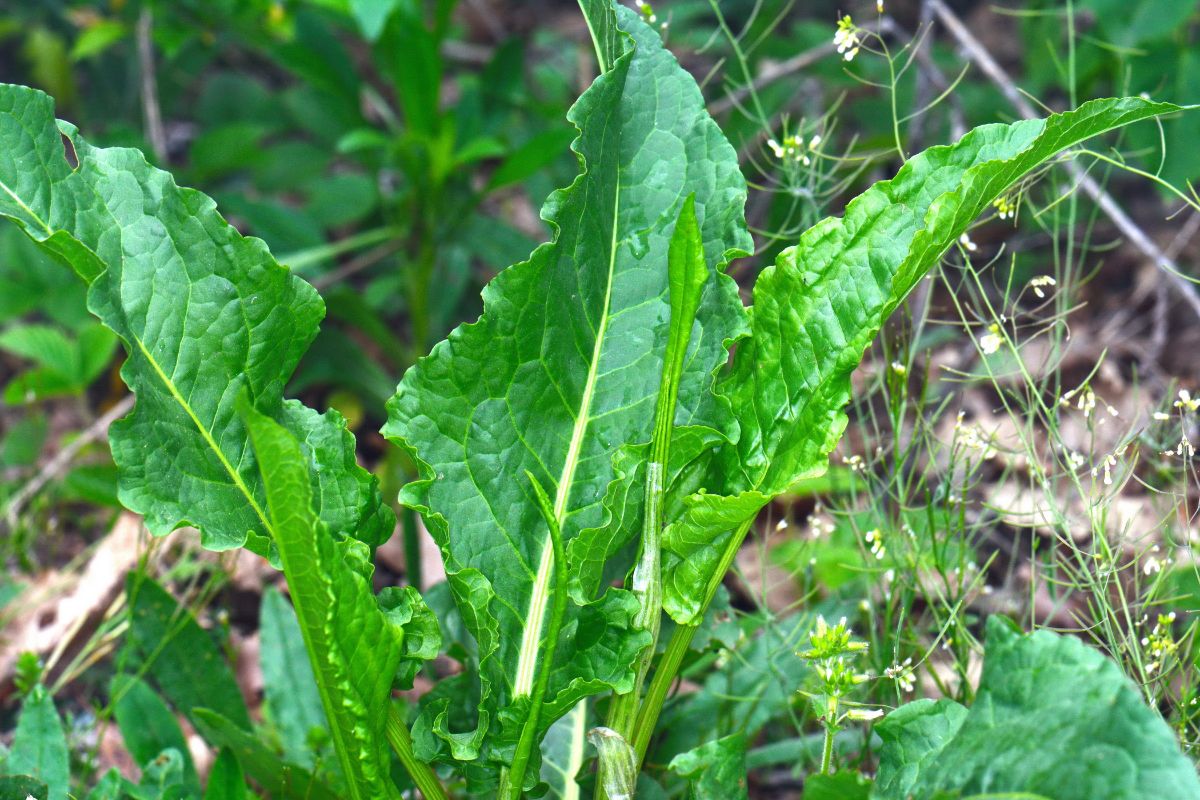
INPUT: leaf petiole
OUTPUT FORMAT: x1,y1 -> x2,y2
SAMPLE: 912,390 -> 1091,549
385,704 -> 450,800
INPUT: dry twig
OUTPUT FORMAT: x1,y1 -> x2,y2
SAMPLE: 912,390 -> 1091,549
3,395 -> 134,536
928,0 -> 1200,322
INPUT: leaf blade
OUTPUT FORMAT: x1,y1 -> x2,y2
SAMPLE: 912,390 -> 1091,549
0,82 -> 391,556
663,96 -> 1181,624
383,2 -> 750,768
243,402 -> 440,800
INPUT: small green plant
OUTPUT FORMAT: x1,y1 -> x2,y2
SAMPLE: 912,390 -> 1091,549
796,615 -> 876,776
0,1 -> 1196,797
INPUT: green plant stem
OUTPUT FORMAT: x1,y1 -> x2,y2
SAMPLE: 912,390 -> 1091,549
280,225 -> 402,273
499,474 -> 570,800
604,197 -> 707,758
386,704 -> 449,800
819,724 -> 835,776
402,505 -> 423,591
630,517 -> 756,763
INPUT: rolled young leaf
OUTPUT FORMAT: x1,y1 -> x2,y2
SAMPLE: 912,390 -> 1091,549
242,402 -> 441,800
383,0 -> 750,774
0,83 -> 392,556
661,96 -> 1181,624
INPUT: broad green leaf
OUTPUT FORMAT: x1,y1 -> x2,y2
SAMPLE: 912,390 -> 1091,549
203,749 -> 248,800
6,688 -> 68,800
667,732 -> 748,800
243,403 -> 441,800
802,772 -> 872,800
662,96 -> 1181,624
872,699 -> 967,800
259,587 -> 327,769
124,575 -> 252,732
384,1 -> 750,770
0,775 -> 48,800
0,83 -> 392,556
193,710 -> 338,800
873,618 -> 1200,799
540,701 -> 589,800
110,675 -> 200,796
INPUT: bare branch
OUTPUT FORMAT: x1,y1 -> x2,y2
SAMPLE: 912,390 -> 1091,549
928,0 -> 1200,322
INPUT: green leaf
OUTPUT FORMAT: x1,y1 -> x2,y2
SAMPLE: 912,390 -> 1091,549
136,748 -> 187,798
588,727 -> 637,800
873,699 -> 967,800
110,675 -> 200,796
802,771 -> 872,800
193,710 -> 339,800
350,0 -> 401,41
0,320 -> 113,402
124,575 -> 252,732
69,21 -> 128,62
873,618 -> 1200,800
7,688 -> 69,800
242,403 -> 441,800
540,701 -> 589,800
661,96 -> 1181,624
0,775 -> 48,800
259,587 -> 327,769
0,82 -> 392,557
83,769 -> 134,800
203,749 -> 248,800
383,2 -> 750,769
667,732 -> 748,800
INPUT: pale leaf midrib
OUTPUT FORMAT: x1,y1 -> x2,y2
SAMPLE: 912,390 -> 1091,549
0,177 -> 54,236
513,182 -> 622,698
0,178 -> 274,540
133,333 -> 273,536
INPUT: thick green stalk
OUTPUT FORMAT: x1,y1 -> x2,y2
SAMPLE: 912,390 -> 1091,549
499,474 -> 570,799
630,517 -> 756,763
605,197 -> 708,745
386,705 -> 450,800
595,199 -> 709,800
819,723 -> 836,776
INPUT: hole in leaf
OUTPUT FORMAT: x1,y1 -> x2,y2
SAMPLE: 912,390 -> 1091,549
60,134 -> 78,169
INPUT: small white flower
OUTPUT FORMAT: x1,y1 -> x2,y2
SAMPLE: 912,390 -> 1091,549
884,659 -> 915,693
1175,389 -> 1199,412
1144,557 -> 1162,576
846,707 -> 884,721
877,0 -> 884,12
890,360 -> 907,376
865,528 -> 886,560
1176,434 -> 1195,459
775,518 -> 789,531
1075,387 -> 1096,419
959,232 -> 978,252
994,193 -> 1018,220
1029,275 -> 1057,298
1153,411 -> 1170,421
834,15 -> 862,61
979,324 -> 1003,355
